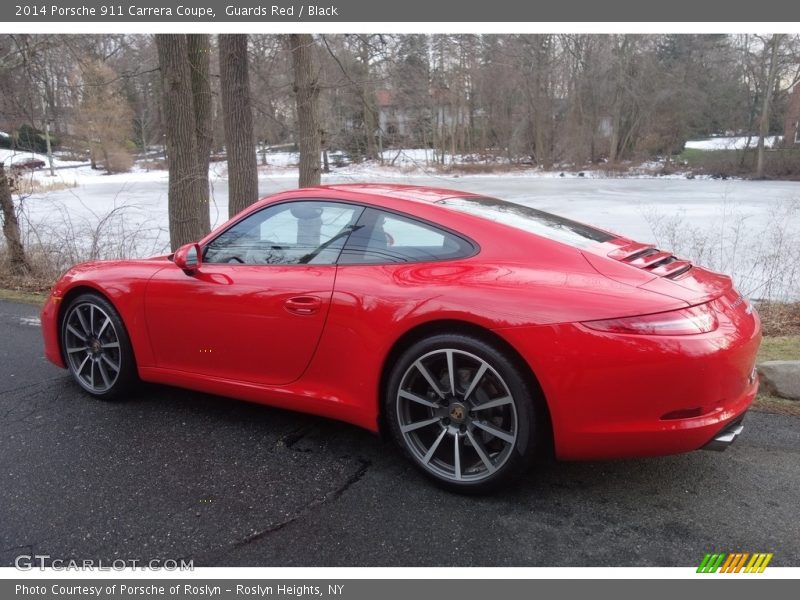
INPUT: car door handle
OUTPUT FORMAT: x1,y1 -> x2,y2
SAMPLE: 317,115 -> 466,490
284,296 -> 322,315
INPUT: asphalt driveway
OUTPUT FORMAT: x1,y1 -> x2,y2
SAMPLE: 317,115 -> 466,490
1,299 -> 798,567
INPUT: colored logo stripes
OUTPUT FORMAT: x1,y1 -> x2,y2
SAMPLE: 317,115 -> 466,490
697,553 -> 773,573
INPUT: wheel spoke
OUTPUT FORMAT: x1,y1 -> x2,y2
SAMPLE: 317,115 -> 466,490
100,354 -> 119,372
466,428 -> 496,474
89,305 -> 95,336
400,416 -> 441,433
462,363 -> 488,402
89,360 -> 97,389
75,307 -> 91,337
97,316 -> 111,338
414,360 -> 446,399
67,324 -> 87,342
97,360 -> 112,389
66,346 -> 87,354
422,428 -> 448,465
101,341 -> 120,349
446,350 -> 456,395
472,395 -> 513,411
76,354 -> 91,374
453,432 -> 462,481
399,389 -> 439,409
472,420 -> 516,445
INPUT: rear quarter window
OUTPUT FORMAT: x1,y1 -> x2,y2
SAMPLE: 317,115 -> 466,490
339,208 -> 475,264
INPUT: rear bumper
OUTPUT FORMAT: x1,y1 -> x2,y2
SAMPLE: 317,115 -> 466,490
494,296 -> 761,461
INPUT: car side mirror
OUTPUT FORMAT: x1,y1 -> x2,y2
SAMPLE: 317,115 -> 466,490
174,242 -> 202,275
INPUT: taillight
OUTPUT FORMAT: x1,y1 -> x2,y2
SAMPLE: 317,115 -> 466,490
582,304 -> 718,336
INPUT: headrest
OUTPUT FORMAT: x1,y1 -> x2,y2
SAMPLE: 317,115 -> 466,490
290,205 -> 323,220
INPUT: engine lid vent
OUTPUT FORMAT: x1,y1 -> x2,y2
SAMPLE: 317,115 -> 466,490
608,242 -> 692,279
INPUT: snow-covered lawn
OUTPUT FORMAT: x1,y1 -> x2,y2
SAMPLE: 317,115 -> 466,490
15,162 -> 800,301
685,135 -> 782,151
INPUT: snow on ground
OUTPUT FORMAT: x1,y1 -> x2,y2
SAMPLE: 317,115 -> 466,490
685,135 -> 782,151
16,159 -> 800,301
0,148 -> 86,169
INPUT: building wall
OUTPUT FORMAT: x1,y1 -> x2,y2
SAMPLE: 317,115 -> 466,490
783,85 -> 800,146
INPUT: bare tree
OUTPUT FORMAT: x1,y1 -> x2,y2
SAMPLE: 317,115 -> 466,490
288,34 -> 321,187
74,60 -> 134,174
155,34 -> 209,250
0,164 -> 31,275
219,34 -> 259,216
757,34 -> 783,178
187,34 -> 213,211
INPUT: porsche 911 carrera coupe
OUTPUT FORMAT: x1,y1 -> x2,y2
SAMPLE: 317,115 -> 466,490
41,184 -> 761,492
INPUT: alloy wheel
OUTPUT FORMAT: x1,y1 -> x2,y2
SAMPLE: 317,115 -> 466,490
63,302 -> 122,394
396,348 -> 519,483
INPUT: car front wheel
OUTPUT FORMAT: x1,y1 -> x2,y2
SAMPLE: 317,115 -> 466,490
386,333 -> 539,493
61,293 -> 137,399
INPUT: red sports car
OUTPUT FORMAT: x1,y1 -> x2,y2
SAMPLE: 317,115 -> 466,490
41,184 -> 761,492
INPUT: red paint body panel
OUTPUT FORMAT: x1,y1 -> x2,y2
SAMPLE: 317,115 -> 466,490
144,263 -> 336,385
41,184 -> 761,460
496,287 -> 760,459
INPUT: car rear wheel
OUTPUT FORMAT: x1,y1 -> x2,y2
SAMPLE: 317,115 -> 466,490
386,334 -> 539,493
61,293 -> 137,399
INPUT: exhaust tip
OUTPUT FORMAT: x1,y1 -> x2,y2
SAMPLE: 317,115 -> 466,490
702,418 -> 745,452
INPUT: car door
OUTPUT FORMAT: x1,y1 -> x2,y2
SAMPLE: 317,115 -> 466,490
145,200 -> 363,386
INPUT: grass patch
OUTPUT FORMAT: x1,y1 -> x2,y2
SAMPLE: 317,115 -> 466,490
10,176 -> 78,195
0,287 -> 46,306
677,147 -> 724,163
753,394 -> 800,417
754,333 -> 799,416
677,147 -> 800,179
758,335 -> 800,363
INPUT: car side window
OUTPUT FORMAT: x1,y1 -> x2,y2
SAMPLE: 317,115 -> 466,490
338,208 -> 474,264
204,201 -> 364,265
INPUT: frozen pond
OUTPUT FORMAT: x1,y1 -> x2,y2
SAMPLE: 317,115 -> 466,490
20,168 -> 800,301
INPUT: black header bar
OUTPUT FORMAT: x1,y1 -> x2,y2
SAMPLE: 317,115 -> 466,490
4,0 -> 800,23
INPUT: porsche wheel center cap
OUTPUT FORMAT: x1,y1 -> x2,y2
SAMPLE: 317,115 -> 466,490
448,402 -> 467,423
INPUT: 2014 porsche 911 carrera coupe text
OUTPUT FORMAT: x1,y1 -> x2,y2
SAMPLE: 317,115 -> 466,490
41,184 -> 761,492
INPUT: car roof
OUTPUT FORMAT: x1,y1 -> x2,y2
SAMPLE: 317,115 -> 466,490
307,183 -> 482,204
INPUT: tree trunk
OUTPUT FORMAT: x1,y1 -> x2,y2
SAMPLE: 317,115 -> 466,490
187,34 -> 212,229
756,34 -> 782,179
288,34 -> 321,188
321,129 -> 330,173
155,34 -> 209,251
219,34 -> 259,217
358,39 -> 379,161
0,165 -> 31,276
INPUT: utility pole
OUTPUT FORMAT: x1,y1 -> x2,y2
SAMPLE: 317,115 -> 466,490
41,95 -> 55,176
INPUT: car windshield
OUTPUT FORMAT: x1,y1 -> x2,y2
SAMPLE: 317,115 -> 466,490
437,196 -> 614,249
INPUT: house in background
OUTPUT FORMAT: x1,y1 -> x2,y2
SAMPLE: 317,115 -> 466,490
783,84 -> 800,146
375,89 -> 410,139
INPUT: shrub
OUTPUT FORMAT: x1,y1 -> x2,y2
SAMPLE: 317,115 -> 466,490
16,124 -> 60,153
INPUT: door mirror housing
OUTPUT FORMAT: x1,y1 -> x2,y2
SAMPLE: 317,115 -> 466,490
174,243 -> 202,275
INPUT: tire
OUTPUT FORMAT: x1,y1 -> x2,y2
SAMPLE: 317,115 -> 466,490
385,333 -> 539,493
60,292 -> 138,400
